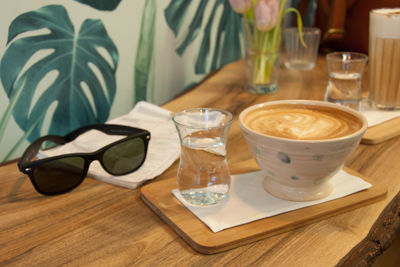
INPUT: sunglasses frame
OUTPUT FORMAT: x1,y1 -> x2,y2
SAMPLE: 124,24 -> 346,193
18,124 -> 151,195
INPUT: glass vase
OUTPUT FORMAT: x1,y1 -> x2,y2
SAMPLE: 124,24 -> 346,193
242,18 -> 281,94
245,50 -> 280,94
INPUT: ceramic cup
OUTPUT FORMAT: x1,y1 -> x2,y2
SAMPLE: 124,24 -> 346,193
239,100 -> 367,201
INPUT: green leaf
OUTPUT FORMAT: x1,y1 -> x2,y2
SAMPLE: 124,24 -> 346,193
194,0 -> 220,73
134,0 -> 156,103
164,0 -> 191,37
210,1 -> 242,71
74,0 -> 121,11
283,7 -> 307,47
0,5 -> 119,142
165,0 -> 243,75
2,109 -> 44,161
0,77 -> 26,145
176,0 -> 208,55
218,2 -> 242,67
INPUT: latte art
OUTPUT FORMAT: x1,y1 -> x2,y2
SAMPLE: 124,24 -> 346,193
244,105 -> 362,140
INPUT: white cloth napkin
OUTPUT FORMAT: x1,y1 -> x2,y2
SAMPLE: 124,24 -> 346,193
172,170 -> 371,232
40,101 -> 180,189
360,101 -> 400,127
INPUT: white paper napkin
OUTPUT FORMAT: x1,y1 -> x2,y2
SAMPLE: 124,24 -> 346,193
40,101 -> 180,189
360,101 -> 400,127
172,170 -> 371,233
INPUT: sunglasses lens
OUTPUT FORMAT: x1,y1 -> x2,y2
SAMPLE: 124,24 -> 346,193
32,157 -> 85,194
102,137 -> 146,175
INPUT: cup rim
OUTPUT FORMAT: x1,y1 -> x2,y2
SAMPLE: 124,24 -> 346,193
371,8 -> 400,15
172,107 -> 234,130
326,51 -> 368,62
284,27 -> 321,35
239,99 -> 368,143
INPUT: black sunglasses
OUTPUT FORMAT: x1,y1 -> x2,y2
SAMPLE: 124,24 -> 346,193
18,124 -> 151,195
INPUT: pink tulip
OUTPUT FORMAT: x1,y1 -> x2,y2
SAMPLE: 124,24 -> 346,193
254,0 -> 280,31
229,0 -> 252,14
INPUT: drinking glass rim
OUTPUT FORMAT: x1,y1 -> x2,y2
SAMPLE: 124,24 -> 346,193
326,51 -> 368,62
172,108 -> 234,129
284,27 -> 321,35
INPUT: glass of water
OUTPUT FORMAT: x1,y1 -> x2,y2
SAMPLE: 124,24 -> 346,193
172,108 -> 233,206
325,52 -> 368,110
283,27 -> 321,70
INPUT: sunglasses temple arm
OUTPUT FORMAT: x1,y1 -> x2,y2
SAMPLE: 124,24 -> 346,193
18,135 -> 66,171
64,124 -> 148,142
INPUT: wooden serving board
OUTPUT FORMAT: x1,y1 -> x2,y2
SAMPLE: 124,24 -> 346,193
362,116 -> 400,144
140,160 -> 387,254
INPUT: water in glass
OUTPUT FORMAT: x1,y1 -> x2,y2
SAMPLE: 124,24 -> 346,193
178,135 -> 230,206
325,71 -> 361,110
173,108 -> 233,206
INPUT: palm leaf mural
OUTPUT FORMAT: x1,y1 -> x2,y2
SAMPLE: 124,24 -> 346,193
74,0 -> 122,11
0,5 -> 119,145
134,0 -> 156,103
164,0 -> 243,75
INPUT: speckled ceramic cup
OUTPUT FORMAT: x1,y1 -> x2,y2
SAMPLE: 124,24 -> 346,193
239,100 -> 367,201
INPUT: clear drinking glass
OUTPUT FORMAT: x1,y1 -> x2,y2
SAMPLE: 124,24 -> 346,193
325,52 -> 368,110
172,108 -> 233,206
284,27 -> 321,70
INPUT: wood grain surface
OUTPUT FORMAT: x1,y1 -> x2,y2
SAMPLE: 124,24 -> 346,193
1,56 -> 400,266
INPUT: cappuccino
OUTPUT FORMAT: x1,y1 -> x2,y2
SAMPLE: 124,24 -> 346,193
244,104 -> 362,140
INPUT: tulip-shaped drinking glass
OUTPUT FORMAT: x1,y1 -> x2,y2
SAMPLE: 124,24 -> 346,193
172,108 -> 233,206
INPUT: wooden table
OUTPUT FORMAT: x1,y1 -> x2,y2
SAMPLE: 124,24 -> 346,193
1,56 -> 399,266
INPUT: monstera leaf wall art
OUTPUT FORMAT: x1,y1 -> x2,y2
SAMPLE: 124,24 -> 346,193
74,0 -> 122,11
0,0 -> 244,162
135,0 -> 243,104
0,4 -> 118,161
164,0 -> 242,75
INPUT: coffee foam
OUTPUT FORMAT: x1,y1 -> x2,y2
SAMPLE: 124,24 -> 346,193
244,105 -> 362,140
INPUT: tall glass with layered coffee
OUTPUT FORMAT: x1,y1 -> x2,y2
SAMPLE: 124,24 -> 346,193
368,8 -> 400,110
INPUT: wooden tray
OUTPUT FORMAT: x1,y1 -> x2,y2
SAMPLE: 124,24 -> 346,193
362,116 -> 400,144
140,160 -> 387,254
